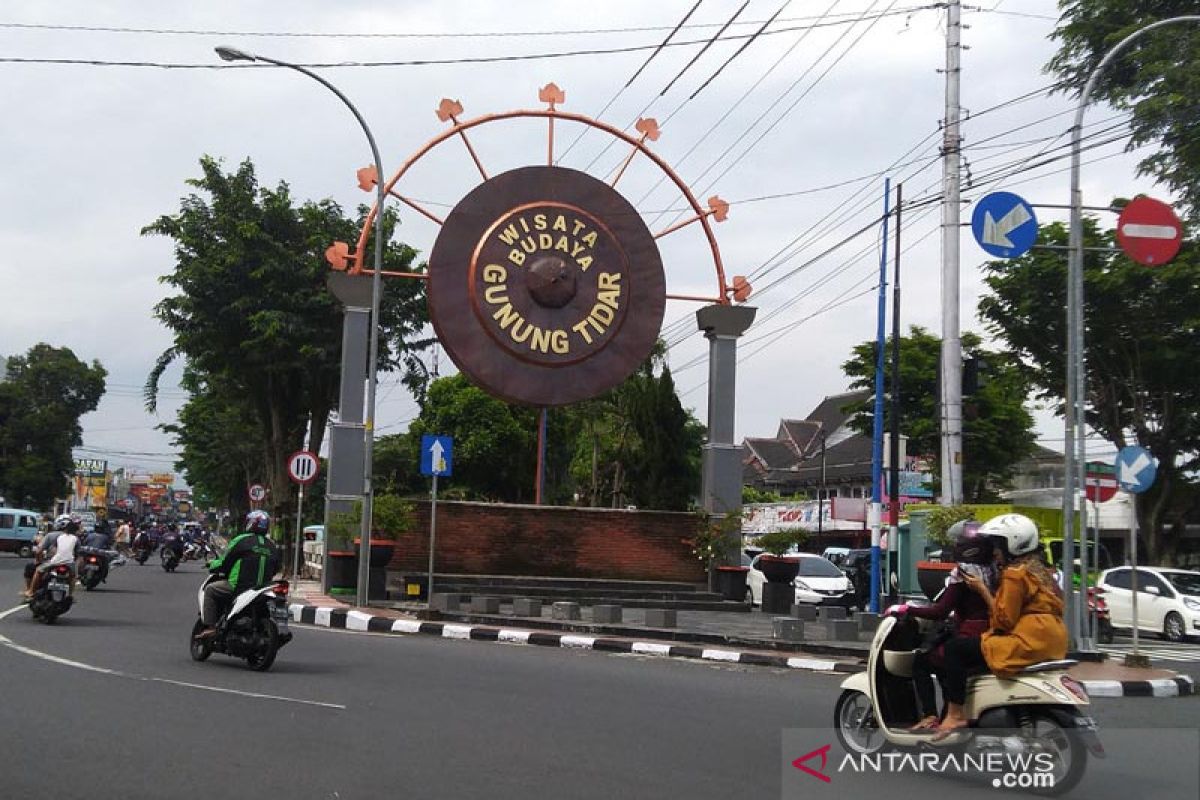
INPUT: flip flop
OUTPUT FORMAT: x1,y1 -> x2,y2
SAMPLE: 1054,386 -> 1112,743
908,717 -> 940,732
930,721 -> 970,742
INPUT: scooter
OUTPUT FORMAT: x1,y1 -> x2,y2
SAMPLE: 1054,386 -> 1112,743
78,548 -> 125,590
133,539 -> 151,565
29,564 -> 74,624
189,574 -> 294,672
161,545 -> 181,572
833,615 -> 1103,796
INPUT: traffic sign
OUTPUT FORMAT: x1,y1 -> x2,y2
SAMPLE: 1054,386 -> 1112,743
248,483 -> 267,502
971,191 -> 1038,258
1117,196 -> 1182,266
287,450 -> 320,485
420,435 -> 453,477
1115,446 -> 1156,494
1084,461 -> 1118,503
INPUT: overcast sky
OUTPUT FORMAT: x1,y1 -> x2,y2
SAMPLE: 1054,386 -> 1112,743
0,1 -> 1170,484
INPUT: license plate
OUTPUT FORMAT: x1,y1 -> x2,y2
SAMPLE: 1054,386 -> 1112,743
271,606 -> 291,621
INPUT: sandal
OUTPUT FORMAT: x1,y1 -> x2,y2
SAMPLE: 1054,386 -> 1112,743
908,716 -> 940,731
930,719 -> 970,742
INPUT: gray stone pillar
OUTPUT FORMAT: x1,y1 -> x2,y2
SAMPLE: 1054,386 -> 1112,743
322,273 -> 374,592
696,304 -> 756,562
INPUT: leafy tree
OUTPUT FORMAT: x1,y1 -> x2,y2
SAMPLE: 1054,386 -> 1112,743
979,219 -> 1200,564
624,364 -> 704,511
144,156 -> 431,524
841,326 -> 1037,502
1048,1 -> 1200,221
0,344 -> 106,508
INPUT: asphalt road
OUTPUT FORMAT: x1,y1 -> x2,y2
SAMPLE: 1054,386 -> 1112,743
1,555 -> 1198,800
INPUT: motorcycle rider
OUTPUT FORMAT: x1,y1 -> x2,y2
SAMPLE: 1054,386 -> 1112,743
161,523 -> 184,563
195,510 -> 279,640
934,513 -> 1067,739
24,516 -> 81,600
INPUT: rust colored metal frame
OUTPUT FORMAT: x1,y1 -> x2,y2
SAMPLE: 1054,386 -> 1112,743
349,106 -> 729,304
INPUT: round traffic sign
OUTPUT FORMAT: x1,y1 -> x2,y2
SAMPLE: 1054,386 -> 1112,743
248,484 -> 267,502
1116,197 -> 1182,266
287,450 -> 320,485
1084,462 -> 1118,504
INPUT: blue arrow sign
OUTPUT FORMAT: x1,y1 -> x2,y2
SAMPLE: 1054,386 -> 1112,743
971,191 -> 1038,258
420,434 -> 453,477
1115,445 -> 1156,494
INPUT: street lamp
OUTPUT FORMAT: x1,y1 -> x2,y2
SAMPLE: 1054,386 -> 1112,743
215,46 -> 386,607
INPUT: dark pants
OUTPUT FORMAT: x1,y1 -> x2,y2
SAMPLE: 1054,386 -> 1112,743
912,651 -> 940,718
202,580 -> 235,626
942,636 -> 988,705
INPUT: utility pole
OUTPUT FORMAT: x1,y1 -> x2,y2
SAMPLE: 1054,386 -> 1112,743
939,0 -> 963,505
888,183 -> 902,605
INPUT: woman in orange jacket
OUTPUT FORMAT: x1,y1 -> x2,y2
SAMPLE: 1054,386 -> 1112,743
934,514 -> 1067,738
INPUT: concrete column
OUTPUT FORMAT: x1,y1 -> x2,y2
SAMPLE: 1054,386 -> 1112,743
696,304 -> 756,561
322,273 -> 374,592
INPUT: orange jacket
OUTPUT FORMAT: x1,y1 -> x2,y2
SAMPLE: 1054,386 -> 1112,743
981,563 -> 1067,677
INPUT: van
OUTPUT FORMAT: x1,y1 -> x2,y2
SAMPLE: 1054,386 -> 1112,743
0,508 -> 42,558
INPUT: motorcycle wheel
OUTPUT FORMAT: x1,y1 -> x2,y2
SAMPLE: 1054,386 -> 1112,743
1098,618 -> 1114,645
189,619 -> 213,662
1024,713 -> 1088,797
833,690 -> 886,755
83,573 -> 101,591
245,618 -> 279,672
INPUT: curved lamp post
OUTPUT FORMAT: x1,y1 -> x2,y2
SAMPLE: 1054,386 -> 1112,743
1062,16 -> 1199,650
215,46 -> 385,607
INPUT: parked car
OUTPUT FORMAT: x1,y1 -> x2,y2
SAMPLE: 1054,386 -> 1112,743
821,547 -> 850,567
1096,567 -> 1200,643
745,552 -> 855,608
0,508 -> 41,557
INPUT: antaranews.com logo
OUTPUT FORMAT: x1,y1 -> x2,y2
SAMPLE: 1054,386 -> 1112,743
791,743 -> 1057,791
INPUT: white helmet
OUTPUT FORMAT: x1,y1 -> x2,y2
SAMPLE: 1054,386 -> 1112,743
980,513 -> 1040,557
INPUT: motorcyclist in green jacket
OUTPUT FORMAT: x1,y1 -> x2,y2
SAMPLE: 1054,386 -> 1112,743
195,510 -> 278,639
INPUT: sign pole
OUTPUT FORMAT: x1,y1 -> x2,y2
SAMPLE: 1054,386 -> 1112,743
427,473 -> 439,607
293,483 -> 305,581
1129,493 -> 1140,661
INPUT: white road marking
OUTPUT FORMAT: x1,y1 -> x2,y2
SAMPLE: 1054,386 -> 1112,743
631,642 -> 672,656
0,604 -> 345,710
701,649 -> 741,662
560,635 -> 595,649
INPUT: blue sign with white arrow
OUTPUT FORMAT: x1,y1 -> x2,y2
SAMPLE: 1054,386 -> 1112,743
420,434 -> 453,477
1115,445 -> 1156,494
971,191 -> 1038,258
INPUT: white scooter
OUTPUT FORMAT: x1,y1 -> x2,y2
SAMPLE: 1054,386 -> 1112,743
189,574 -> 293,671
834,615 -> 1103,796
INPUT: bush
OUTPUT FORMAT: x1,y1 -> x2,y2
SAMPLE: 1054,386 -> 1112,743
756,528 -> 807,556
925,505 -> 976,547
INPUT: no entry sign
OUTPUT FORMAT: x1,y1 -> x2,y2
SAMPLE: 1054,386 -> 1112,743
1084,462 -> 1118,504
1117,197 -> 1183,266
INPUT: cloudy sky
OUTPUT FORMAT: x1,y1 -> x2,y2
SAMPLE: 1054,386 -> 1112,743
0,1 -> 1169,483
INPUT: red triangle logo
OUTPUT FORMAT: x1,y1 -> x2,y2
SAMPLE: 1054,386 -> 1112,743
792,744 -> 832,783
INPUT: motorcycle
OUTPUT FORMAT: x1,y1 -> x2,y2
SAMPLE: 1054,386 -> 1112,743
78,547 -> 125,590
1089,587 -> 1114,645
161,545 -> 181,572
29,564 -> 74,624
189,574 -> 293,672
133,539 -> 151,565
833,615 -> 1103,797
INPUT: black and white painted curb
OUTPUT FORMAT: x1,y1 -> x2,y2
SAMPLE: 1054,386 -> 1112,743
288,604 -> 861,674
288,604 -> 1198,696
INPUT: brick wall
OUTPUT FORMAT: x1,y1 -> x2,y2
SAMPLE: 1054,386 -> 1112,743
386,501 -> 705,583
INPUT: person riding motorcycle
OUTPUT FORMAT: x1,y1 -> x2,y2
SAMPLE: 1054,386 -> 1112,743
24,516 -> 80,600
886,521 -> 999,730
194,510 -> 279,640
934,513 -> 1067,738
161,523 -> 184,563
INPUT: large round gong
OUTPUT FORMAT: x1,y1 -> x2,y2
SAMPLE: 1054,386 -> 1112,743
427,165 -> 666,406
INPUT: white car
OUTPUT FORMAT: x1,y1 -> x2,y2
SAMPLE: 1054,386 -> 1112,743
746,552 -> 855,608
1096,567 -> 1200,643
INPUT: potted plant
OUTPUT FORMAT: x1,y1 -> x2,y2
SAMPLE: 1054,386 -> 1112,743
325,509 -> 359,595
755,529 -> 806,584
685,512 -> 743,599
916,505 -> 975,600
354,494 -> 413,568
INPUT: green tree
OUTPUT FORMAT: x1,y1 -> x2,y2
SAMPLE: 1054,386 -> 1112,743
978,219 -> 1200,564
1048,2 -> 1200,221
0,344 -> 106,508
143,156 -> 431,524
841,326 -> 1037,502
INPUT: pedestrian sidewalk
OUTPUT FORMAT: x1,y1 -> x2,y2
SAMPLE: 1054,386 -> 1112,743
287,579 -> 1195,697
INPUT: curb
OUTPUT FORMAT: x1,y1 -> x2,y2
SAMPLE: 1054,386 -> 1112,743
289,604 -> 864,675
1077,676 -> 1195,698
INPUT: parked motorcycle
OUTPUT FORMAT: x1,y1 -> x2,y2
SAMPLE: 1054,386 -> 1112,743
189,575 -> 293,672
833,615 -> 1103,796
1089,587 -> 1114,645
29,564 -> 74,624
161,546 -> 181,572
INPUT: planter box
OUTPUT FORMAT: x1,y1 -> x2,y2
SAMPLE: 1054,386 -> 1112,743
916,560 -> 954,601
758,555 -> 800,584
327,551 -> 358,591
714,566 -> 750,600
353,539 -> 396,569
